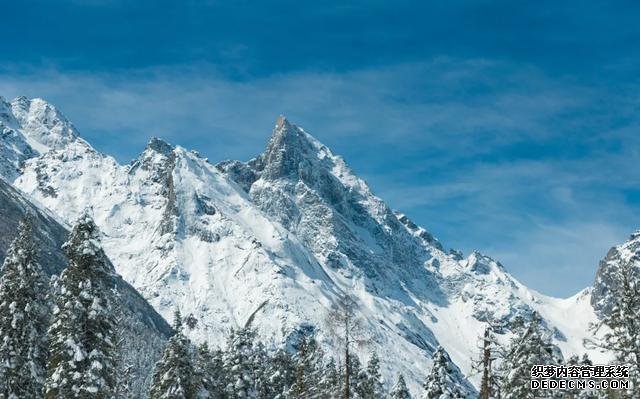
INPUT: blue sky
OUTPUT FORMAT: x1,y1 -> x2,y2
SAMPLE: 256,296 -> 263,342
1,0 -> 639,296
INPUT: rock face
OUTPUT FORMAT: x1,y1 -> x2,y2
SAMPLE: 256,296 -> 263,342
0,178 -> 68,275
0,97 -> 37,182
591,231 -> 640,317
0,97 -> 610,394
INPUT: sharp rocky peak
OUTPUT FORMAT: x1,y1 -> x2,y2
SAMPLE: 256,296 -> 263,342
257,115 -> 323,180
129,137 -> 177,178
145,136 -> 175,156
8,96 -> 79,151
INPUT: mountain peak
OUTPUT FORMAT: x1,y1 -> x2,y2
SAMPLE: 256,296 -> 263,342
275,114 -> 291,131
269,114 -> 304,146
145,137 -> 174,155
259,117 -> 315,180
8,96 -> 79,151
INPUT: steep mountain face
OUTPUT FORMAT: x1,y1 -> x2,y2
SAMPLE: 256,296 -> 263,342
0,178 -> 68,275
218,117 -> 604,375
0,97 -> 36,182
0,177 -> 171,397
591,231 -> 640,317
0,97 -> 608,395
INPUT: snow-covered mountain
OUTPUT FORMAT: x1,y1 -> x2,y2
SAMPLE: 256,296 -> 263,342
591,230 -> 640,317
0,96 -> 614,394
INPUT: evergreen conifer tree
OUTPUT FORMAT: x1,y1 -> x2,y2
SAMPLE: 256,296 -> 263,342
318,357 -> 341,399
252,340 -> 271,399
289,335 -> 323,398
347,353 -> 365,399
44,212 -> 117,398
390,374 -> 412,399
265,348 -> 295,398
223,327 -> 261,398
149,310 -> 197,399
194,342 -> 226,399
360,352 -> 384,398
422,346 -> 466,399
0,218 -> 49,399
497,313 -> 561,399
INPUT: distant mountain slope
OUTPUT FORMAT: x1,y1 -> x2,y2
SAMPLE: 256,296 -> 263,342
0,96 -> 613,395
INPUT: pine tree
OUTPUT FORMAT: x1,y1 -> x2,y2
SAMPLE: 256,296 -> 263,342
264,348 -> 295,399
289,335 -> 323,398
590,255 -> 640,397
497,312 -> 561,399
44,212 -> 117,399
0,218 -> 49,399
194,342 -> 225,399
422,346 -> 466,399
251,340 -> 271,399
318,357 -> 341,399
390,374 -> 412,399
223,327 -> 261,398
111,288 -> 136,399
359,352 -> 384,399
347,353 -> 365,399
149,310 -> 197,399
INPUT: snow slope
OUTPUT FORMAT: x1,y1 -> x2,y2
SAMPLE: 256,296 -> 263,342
1,97 -> 612,395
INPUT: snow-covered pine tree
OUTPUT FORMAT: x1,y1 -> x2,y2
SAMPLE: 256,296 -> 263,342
44,212 -> 117,399
359,352 -> 384,398
390,374 -> 412,399
149,310 -> 197,399
422,346 -> 466,399
194,342 -> 225,399
590,255 -> 640,397
265,348 -> 295,398
289,335 -> 323,398
318,357 -> 340,399
111,288 -> 136,399
251,340 -> 271,399
347,353 -> 366,399
194,342 -> 212,398
0,218 -> 49,399
223,327 -> 261,398
497,312 -> 561,399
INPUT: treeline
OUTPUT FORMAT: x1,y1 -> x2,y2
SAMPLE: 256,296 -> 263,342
0,213 -> 638,398
150,311 -> 394,398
